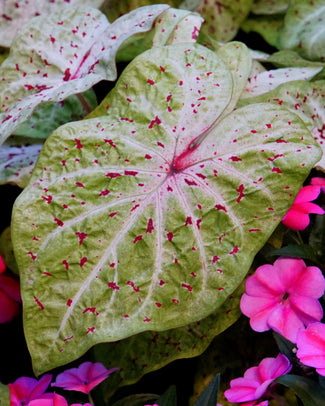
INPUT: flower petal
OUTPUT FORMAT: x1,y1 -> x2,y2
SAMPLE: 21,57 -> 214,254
0,274 -> 21,302
224,377 -> 260,402
267,305 -> 305,343
51,362 -> 118,394
0,290 -> 20,323
297,323 -> 325,369
240,294 -> 277,332
290,295 -> 323,325
245,264 -> 284,297
282,208 -> 310,230
273,257 -> 306,291
294,185 -> 321,204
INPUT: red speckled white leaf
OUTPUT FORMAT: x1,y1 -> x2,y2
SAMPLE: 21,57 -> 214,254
0,5 -> 169,146
12,43 -> 321,375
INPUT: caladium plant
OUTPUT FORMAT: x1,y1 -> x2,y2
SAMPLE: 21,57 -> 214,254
11,41 -> 321,375
2,2 -> 325,405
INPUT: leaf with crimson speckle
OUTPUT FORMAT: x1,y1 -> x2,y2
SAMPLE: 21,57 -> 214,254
196,0 -> 254,43
0,0 -> 104,48
0,4 -> 169,146
12,42 -> 321,374
238,79 -> 325,171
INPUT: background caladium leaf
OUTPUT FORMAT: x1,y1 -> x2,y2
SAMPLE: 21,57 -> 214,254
267,50 -> 325,79
0,0 -> 105,48
241,15 -> 284,48
238,80 -> 325,171
0,4 -> 169,146
13,90 -> 97,140
0,382 -> 9,406
116,7 -> 204,62
251,0 -> 290,15
278,0 -> 325,61
0,137 -> 44,188
0,48 -> 8,66
101,0 -> 182,23
0,227 -> 18,275
12,43 -> 321,375
92,284 -> 244,402
240,66 -> 323,99
196,0 -> 254,43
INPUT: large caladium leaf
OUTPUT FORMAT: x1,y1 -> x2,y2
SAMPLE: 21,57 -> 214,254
12,43 -> 321,374
93,284 -> 244,401
0,5 -> 169,146
238,80 -> 325,171
0,0 -> 104,48
279,0 -> 325,61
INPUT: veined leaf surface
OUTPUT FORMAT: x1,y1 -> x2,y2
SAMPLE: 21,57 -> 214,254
0,0 -> 104,48
12,43 -> 321,374
0,5 -> 169,146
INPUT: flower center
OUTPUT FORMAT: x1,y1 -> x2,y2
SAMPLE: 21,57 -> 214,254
282,292 -> 289,300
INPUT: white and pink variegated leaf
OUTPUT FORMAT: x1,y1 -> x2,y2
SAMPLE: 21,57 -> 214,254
0,0 -> 105,48
116,7 -> 204,62
0,5 -> 170,146
12,43 -> 321,375
238,80 -> 325,171
240,66 -> 322,99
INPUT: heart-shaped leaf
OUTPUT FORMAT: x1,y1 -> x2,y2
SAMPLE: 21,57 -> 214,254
0,0 -> 105,48
12,43 -> 321,375
0,4 -> 169,146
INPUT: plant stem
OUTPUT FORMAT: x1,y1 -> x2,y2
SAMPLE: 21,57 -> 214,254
76,93 -> 92,115
88,391 -> 95,406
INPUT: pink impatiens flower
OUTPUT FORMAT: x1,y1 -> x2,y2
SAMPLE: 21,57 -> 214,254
224,354 -> 291,404
240,257 -> 325,343
281,184 -> 324,230
311,176 -> 325,192
9,374 -> 52,406
28,393 -> 68,406
51,362 -> 118,394
296,322 -> 325,376
0,255 -> 21,323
